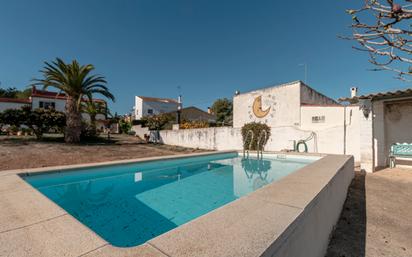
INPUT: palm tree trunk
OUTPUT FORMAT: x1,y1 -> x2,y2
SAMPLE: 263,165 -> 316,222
65,97 -> 82,143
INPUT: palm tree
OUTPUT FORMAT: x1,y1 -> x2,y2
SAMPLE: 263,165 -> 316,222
33,58 -> 115,143
82,100 -> 107,133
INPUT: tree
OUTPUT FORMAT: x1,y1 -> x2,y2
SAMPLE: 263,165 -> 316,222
211,98 -> 233,125
32,58 -> 115,143
22,106 -> 66,139
141,113 -> 175,130
1,109 -> 24,127
0,106 -> 65,139
345,1 -> 412,80
82,100 -> 107,134
0,87 -> 19,98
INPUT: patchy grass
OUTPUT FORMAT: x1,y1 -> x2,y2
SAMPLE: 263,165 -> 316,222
0,134 -> 207,171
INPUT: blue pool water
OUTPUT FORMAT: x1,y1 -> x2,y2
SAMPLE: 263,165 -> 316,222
23,153 -> 315,247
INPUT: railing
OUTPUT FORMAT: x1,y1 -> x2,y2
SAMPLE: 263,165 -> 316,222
243,130 -> 254,159
256,130 -> 268,159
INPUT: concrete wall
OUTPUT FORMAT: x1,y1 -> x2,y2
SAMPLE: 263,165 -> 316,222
233,81 -> 339,129
159,127 -> 243,150
132,125 -> 150,138
233,81 -> 302,128
267,155 -> 354,257
0,102 -> 29,112
300,106 -> 360,160
158,125 -> 362,161
300,84 -> 338,105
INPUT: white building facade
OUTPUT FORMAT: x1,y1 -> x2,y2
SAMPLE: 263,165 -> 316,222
159,81 -> 412,173
134,96 -> 179,120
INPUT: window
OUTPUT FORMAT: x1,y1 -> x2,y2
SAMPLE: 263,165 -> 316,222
39,101 -> 56,109
312,116 -> 325,123
147,109 -> 153,114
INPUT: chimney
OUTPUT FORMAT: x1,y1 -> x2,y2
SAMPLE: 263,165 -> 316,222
207,107 -> 212,114
350,87 -> 358,98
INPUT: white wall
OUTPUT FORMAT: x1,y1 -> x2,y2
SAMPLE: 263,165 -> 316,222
233,82 -> 302,128
300,84 -> 338,105
31,97 -> 66,112
300,106 -> 360,161
0,102 -> 29,112
158,125 -> 362,161
132,125 -> 150,138
134,97 -> 143,119
134,97 -> 178,119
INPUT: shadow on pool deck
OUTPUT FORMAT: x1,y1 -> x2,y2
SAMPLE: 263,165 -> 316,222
326,170 -> 366,257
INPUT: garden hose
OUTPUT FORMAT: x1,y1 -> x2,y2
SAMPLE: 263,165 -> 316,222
295,132 -> 316,153
296,140 -> 308,153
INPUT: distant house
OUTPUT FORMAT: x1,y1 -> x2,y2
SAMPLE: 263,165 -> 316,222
167,106 -> 216,123
134,96 -> 179,119
0,86 -> 108,128
0,98 -> 31,112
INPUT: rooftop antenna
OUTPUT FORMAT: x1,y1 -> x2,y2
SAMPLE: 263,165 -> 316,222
298,63 -> 307,84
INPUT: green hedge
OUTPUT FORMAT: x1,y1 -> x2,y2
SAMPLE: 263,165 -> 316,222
241,122 -> 271,150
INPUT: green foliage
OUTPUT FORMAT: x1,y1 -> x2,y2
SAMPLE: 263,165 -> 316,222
140,113 -> 175,130
0,87 -> 31,99
119,119 -> 132,134
32,58 -> 115,110
15,88 -> 32,99
211,98 -> 233,125
22,107 -> 66,139
0,106 -> 66,139
0,109 -> 25,127
32,58 -> 115,143
241,122 -> 271,150
0,87 -> 19,98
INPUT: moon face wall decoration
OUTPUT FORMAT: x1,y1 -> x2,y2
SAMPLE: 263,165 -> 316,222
252,95 -> 271,118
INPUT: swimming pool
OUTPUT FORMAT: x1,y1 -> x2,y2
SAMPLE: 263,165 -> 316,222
23,152 -> 317,247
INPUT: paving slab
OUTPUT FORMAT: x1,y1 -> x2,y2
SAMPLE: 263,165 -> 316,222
0,185 -> 66,232
82,244 -> 168,257
149,195 -> 302,257
0,215 -> 106,257
0,174 -> 30,193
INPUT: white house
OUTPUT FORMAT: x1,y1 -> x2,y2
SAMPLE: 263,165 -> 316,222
134,96 -> 179,120
0,86 -> 108,129
0,98 -> 31,112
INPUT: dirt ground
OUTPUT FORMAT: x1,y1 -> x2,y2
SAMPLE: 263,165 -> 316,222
0,134 -> 206,171
326,168 -> 412,257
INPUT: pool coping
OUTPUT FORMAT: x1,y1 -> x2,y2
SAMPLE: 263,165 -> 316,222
0,150 -> 354,257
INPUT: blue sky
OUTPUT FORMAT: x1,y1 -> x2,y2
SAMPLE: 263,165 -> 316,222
0,0 -> 410,114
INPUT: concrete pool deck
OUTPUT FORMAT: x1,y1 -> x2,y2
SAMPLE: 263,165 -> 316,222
0,151 -> 354,257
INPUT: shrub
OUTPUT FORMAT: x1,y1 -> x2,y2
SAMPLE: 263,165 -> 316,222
23,107 -> 66,139
241,122 -> 271,150
0,107 -> 66,139
119,119 -> 132,134
141,113 -> 175,130
180,120 -> 210,129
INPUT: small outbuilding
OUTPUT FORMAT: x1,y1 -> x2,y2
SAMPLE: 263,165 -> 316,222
340,88 -> 412,172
